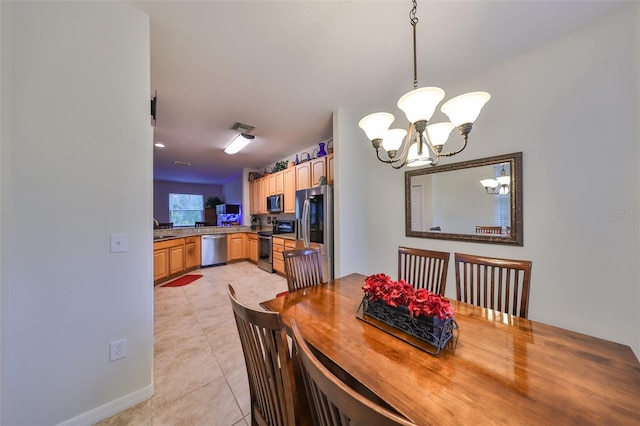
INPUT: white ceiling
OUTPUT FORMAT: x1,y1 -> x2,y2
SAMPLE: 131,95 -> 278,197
129,0 -> 625,185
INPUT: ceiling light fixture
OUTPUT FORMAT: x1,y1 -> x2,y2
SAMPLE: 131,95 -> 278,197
224,133 -> 255,155
358,0 -> 491,168
154,143 -> 165,148
480,164 -> 510,195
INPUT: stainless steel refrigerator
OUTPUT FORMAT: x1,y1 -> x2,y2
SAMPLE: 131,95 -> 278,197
295,185 -> 334,280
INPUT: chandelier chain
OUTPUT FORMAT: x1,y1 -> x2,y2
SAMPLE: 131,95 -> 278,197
410,0 -> 419,89
409,0 -> 418,26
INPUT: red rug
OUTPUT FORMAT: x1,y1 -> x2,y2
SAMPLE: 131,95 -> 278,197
162,274 -> 202,287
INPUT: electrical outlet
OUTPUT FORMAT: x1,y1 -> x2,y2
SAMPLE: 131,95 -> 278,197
110,339 -> 127,362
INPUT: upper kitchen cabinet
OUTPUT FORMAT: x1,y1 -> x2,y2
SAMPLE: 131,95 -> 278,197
327,153 -> 334,185
283,167 -> 296,213
296,161 -> 311,190
310,157 -> 326,187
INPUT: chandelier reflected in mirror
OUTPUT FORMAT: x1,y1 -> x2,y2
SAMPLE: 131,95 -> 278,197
359,0 -> 490,169
480,163 -> 510,195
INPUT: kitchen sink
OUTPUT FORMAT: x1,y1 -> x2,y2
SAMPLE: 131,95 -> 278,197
153,235 -> 178,241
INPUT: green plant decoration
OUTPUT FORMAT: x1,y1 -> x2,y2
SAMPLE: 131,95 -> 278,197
272,160 -> 288,173
206,196 -> 223,208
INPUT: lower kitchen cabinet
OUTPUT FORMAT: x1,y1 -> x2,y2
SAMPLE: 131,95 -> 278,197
272,237 -> 285,273
154,248 -> 169,282
246,233 -> 258,263
273,237 -> 297,275
185,236 -> 201,270
228,233 -> 245,262
168,244 -> 185,276
154,236 -> 200,285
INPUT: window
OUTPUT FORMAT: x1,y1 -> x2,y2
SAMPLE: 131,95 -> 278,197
491,164 -> 510,229
169,193 -> 203,226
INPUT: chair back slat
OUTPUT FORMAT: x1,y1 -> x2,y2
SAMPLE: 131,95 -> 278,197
398,247 -> 450,296
228,285 -> 309,426
291,320 -> 417,426
454,253 -> 532,318
475,226 -> 503,234
283,248 -> 323,293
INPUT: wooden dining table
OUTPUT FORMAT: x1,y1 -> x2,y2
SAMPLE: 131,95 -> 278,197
260,273 -> 640,425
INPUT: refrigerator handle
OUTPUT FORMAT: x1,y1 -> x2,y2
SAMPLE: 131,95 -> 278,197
303,199 -> 310,247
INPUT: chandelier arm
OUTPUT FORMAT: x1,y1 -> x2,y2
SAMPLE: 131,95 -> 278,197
438,134 -> 468,157
421,126 -> 438,157
375,148 -> 405,165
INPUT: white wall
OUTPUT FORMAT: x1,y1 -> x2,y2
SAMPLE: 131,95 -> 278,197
1,2 -> 153,424
335,4 -> 640,357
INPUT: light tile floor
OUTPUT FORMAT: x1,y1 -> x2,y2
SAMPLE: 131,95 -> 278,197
95,262 -> 288,426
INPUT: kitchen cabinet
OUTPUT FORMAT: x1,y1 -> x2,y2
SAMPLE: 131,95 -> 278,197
272,237 -> 285,274
169,244 -> 185,275
311,157 -> 326,187
273,237 -> 297,275
283,167 -> 296,213
268,173 -> 277,196
227,233 -> 245,261
260,177 -> 269,214
154,237 -> 201,285
285,239 -> 297,251
296,162 -> 311,190
185,236 -> 201,270
249,181 -> 258,215
246,233 -> 258,263
327,153 -> 334,185
275,170 -> 284,194
154,248 -> 169,282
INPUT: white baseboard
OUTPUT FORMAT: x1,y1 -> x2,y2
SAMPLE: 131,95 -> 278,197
57,384 -> 154,426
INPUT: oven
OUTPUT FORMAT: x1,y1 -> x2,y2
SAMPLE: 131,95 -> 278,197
257,231 -> 273,273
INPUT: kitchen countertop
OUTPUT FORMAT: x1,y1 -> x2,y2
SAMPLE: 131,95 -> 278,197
153,225 -> 254,241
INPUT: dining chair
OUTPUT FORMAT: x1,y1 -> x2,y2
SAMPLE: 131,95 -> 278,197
227,285 -> 311,426
283,247 -> 324,293
454,252 -> 533,318
475,226 -> 503,234
398,246 -> 450,296
290,319 -> 417,426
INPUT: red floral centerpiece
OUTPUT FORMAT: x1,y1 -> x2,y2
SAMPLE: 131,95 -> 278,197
361,273 -> 456,354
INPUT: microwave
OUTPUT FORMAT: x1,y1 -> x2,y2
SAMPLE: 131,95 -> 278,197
267,194 -> 284,213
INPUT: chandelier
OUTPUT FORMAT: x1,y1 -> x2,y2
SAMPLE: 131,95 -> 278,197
358,0 -> 490,168
480,164 -> 510,195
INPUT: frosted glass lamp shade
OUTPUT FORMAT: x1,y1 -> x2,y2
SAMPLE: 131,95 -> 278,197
359,112 -> 395,141
406,142 -> 433,167
397,87 -> 445,124
425,122 -> 455,147
496,175 -> 511,185
441,91 -> 491,126
381,128 -> 407,152
480,179 -> 498,189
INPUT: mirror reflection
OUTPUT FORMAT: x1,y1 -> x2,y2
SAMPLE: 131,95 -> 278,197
405,152 -> 523,245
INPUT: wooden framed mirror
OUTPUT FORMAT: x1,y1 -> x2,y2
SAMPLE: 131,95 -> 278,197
405,152 -> 523,245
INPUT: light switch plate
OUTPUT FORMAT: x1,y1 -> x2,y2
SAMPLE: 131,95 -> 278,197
110,233 -> 128,253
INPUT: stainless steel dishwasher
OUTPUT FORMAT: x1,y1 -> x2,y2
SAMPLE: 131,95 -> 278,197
201,234 -> 227,266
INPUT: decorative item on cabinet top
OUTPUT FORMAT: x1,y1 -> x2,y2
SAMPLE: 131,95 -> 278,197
318,142 -> 327,157
272,160 -> 288,173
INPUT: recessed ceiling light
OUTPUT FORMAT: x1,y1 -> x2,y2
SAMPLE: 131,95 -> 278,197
154,143 -> 165,148
174,161 -> 191,166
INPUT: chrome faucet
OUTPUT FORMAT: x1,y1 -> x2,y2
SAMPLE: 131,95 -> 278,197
153,218 -> 159,227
